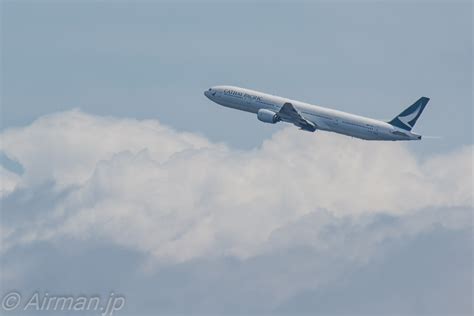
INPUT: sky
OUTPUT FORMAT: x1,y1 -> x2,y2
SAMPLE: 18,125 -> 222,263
1,1 -> 473,316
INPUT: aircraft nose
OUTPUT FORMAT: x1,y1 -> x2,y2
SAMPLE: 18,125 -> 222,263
204,88 -> 215,99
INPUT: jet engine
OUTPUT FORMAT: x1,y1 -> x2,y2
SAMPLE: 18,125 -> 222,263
257,109 -> 280,124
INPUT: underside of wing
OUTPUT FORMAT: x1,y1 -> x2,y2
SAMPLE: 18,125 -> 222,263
278,102 -> 317,132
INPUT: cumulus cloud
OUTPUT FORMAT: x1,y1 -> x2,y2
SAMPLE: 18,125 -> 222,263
0,166 -> 20,198
1,110 -> 472,314
1,110 -> 472,265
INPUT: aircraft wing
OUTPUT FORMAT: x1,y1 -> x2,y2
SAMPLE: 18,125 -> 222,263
278,102 -> 317,132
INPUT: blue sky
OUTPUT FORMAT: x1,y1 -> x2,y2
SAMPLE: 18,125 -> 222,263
1,1 -> 473,315
2,1 -> 472,153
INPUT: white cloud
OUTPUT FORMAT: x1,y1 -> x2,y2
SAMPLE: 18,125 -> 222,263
0,166 -> 20,197
1,110 -> 472,265
0,110 -> 214,190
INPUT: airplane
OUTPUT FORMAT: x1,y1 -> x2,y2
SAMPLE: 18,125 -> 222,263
204,86 -> 430,141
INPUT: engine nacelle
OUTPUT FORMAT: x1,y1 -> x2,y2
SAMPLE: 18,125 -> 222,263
257,109 -> 279,124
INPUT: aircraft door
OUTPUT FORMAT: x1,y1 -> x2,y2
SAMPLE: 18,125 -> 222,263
368,125 -> 379,135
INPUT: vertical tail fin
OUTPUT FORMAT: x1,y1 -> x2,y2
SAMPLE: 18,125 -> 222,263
388,97 -> 430,131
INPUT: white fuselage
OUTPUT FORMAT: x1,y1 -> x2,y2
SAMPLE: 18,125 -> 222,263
204,85 -> 422,141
